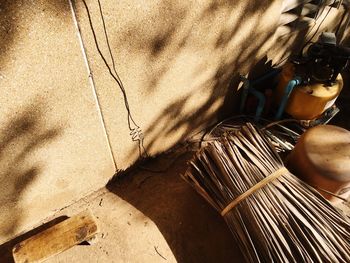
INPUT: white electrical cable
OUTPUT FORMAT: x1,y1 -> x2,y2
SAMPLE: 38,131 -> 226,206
68,0 -> 118,170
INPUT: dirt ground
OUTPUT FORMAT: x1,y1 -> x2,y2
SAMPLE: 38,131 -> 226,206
0,148 -> 245,263
50,150 -> 245,263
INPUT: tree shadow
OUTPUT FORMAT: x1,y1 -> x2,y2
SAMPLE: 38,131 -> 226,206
115,0 -> 277,95
78,0 -> 345,165
0,98 -> 63,242
104,0 -> 283,160
119,1 -> 347,160
107,151 -> 244,263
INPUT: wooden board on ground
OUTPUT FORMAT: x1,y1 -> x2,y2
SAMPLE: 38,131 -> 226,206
12,209 -> 98,263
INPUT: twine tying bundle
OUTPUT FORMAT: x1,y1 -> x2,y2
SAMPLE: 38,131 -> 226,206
221,167 -> 288,216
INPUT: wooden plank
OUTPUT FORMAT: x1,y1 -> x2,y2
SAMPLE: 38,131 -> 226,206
12,210 -> 98,263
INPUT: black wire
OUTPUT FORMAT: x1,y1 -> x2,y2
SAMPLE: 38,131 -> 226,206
96,0 -> 148,157
96,0 -> 134,126
81,0 -> 148,158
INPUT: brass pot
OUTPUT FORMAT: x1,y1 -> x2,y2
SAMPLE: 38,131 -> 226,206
287,125 -> 350,203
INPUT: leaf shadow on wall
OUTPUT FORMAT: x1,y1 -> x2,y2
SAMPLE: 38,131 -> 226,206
0,99 -> 63,242
118,0 -> 310,160
79,0 -> 324,163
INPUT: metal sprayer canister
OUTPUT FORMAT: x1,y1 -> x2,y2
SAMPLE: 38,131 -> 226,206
275,63 -> 343,120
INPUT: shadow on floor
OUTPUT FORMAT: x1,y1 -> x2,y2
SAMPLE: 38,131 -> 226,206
106,151 -> 244,263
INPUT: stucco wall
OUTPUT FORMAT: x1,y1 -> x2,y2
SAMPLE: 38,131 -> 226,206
0,0 -> 116,244
74,0 -> 345,168
0,0 -> 347,243
75,0 -> 283,168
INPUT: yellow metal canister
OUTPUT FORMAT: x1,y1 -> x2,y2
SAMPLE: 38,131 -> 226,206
275,64 -> 343,120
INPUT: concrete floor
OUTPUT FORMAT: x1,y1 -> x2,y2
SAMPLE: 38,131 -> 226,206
46,149 -> 244,263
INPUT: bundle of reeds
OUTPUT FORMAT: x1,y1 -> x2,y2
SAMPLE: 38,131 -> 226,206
183,123 -> 350,262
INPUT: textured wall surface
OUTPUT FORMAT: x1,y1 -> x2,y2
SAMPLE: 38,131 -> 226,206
74,0 -> 346,168
0,0 -> 347,244
0,0 -> 115,244
74,0 -> 283,168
